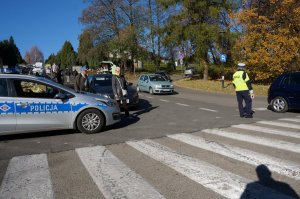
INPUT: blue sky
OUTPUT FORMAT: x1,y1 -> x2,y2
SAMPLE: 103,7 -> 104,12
0,0 -> 87,60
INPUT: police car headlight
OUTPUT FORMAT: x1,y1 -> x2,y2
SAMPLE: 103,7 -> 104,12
95,98 -> 116,107
170,84 -> 174,88
155,85 -> 160,89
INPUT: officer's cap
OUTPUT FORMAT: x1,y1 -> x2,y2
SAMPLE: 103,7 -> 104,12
80,66 -> 87,72
237,63 -> 246,68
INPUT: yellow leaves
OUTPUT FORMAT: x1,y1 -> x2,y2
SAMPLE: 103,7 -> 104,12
231,0 -> 300,82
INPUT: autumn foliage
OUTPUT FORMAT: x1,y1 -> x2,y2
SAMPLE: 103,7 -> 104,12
231,0 -> 300,82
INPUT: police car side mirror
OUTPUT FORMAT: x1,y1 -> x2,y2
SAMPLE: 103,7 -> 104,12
55,93 -> 68,100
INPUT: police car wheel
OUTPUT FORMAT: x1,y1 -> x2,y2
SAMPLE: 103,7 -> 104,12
271,96 -> 288,113
77,109 -> 105,134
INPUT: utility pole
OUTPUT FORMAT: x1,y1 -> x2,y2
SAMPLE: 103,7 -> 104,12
220,31 -> 226,88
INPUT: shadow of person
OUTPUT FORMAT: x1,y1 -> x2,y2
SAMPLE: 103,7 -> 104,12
240,164 -> 299,199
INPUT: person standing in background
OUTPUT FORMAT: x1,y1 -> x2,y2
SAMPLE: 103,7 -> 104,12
74,66 -> 89,93
112,66 -> 129,117
232,63 -> 255,118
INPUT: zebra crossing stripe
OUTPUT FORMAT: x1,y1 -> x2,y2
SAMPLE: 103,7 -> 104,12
0,154 -> 54,199
232,124 -> 300,139
127,139 -> 292,199
279,118 -> 300,123
257,121 -> 300,130
168,133 -> 300,181
202,129 -> 300,154
76,146 -> 165,199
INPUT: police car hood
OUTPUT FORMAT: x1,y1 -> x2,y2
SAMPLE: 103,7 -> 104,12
75,91 -> 114,102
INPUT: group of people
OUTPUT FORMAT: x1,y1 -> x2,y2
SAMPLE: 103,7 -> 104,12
74,65 -> 130,117
73,61 -> 255,119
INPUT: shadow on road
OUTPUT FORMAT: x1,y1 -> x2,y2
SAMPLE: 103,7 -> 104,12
240,164 -> 299,199
107,98 -> 158,130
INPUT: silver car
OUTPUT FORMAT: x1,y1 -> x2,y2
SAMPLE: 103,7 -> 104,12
137,74 -> 174,94
0,74 -> 121,135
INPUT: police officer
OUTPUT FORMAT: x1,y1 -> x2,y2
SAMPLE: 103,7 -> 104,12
232,63 -> 255,118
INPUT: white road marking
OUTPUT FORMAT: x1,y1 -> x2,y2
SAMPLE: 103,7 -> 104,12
253,108 -> 267,111
199,108 -> 218,112
232,124 -> 300,139
279,118 -> 300,123
127,139 -> 292,199
0,154 -> 54,199
176,103 -> 189,107
146,96 -> 153,99
168,133 -> 300,180
202,129 -> 300,154
257,121 -> 300,130
76,146 -> 165,199
159,99 -> 169,102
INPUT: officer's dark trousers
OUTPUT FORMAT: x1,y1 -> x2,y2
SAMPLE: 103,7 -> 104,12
236,90 -> 252,117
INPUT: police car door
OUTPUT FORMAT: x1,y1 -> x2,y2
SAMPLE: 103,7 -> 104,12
12,79 -> 71,131
0,78 -> 16,133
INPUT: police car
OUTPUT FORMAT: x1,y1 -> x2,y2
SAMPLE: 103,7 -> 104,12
0,74 -> 121,135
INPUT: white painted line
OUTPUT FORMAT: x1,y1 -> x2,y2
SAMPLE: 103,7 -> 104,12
279,118 -> 300,123
146,96 -> 153,99
202,129 -> 300,154
258,121 -> 300,130
168,133 -> 300,180
253,108 -> 267,111
199,108 -> 218,112
176,103 -> 189,107
0,154 -> 54,199
232,124 -> 300,139
127,140 -> 291,199
159,99 -> 169,102
76,146 -> 165,199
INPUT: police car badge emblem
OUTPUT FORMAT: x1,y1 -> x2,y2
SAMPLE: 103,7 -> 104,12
0,104 -> 11,112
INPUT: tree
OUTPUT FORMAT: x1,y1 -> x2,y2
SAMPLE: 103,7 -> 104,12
45,53 -> 56,65
56,41 -> 77,69
24,46 -> 44,64
160,0 -> 227,80
231,0 -> 300,82
0,36 -> 22,66
79,0 -> 147,71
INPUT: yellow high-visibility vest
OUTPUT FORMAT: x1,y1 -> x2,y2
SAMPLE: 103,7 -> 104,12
232,71 -> 249,91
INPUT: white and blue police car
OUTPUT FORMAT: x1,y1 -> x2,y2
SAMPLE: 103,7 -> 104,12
0,74 -> 121,135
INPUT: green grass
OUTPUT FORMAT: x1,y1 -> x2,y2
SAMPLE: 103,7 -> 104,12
174,78 -> 270,97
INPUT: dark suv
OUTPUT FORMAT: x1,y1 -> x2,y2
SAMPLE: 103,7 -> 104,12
268,72 -> 300,113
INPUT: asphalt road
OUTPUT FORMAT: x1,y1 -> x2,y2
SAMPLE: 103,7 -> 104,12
0,86 -> 299,198
0,86 -> 298,159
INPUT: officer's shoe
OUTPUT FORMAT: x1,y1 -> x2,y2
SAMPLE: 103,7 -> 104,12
244,114 -> 253,118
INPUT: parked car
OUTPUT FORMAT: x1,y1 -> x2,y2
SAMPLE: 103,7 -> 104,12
268,71 -> 300,113
184,67 -> 195,77
88,74 -> 139,108
137,74 -> 174,94
155,70 -> 172,81
0,74 -> 121,135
